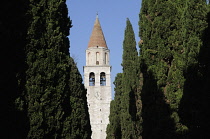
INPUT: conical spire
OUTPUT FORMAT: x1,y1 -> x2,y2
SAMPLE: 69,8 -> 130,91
88,14 -> 107,48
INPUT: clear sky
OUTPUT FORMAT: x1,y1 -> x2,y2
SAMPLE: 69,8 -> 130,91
66,0 -> 142,98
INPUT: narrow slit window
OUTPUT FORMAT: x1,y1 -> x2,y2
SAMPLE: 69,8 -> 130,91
88,52 -> 90,65
105,53 -> 108,64
100,72 -> 106,86
96,52 -> 99,65
89,72 -> 95,86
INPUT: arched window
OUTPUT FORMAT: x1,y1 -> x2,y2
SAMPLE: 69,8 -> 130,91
96,52 -> 99,65
89,72 -> 95,86
100,72 -> 106,86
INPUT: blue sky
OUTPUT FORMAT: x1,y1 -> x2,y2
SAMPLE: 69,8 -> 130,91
66,0 -> 142,98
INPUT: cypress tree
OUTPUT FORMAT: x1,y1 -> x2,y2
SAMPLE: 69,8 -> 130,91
67,57 -> 91,138
179,0 -> 209,138
25,0 -> 77,138
121,18 -> 141,139
139,0 -> 209,138
106,73 -> 123,139
2,0 -> 92,138
139,0 -> 187,138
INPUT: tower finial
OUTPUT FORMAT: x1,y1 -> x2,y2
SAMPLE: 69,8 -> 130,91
96,12 -> 98,18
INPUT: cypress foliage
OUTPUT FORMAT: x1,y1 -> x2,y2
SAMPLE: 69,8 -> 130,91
25,0 -> 75,138
139,0 -> 186,138
2,0 -> 92,138
107,19 -> 142,139
120,18 -> 141,139
106,73 -> 123,139
139,0 -> 209,138
179,0 -> 209,138
67,57 -> 91,138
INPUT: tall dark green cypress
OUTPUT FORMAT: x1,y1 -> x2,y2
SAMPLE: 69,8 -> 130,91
67,57 -> 91,138
25,0 -> 83,138
139,0 -> 209,138
107,19 -> 142,139
120,18 -> 141,139
139,0 -> 187,138
2,0 -> 91,138
106,73 -> 123,139
179,0 -> 209,138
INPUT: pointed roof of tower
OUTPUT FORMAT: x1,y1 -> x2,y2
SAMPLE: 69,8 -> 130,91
88,14 -> 107,48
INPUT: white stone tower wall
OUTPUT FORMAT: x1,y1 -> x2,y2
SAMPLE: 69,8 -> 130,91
84,47 -> 111,139
84,15 -> 111,139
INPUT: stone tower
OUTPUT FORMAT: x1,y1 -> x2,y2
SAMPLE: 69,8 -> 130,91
84,15 -> 111,139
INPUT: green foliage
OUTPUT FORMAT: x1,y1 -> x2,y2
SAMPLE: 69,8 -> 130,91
106,73 -> 123,139
121,18 -> 141,139
25,0 -> 91,138
25,1 -> 71,138
140,0 -> 183,138
179,0 -> 210,138
139,0 -> 209,138
107,19 -> 142,139
67,57 -> 91,139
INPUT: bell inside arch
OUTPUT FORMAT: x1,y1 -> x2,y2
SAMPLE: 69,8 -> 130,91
89,72 -> 95,86
100,72 -> 106,86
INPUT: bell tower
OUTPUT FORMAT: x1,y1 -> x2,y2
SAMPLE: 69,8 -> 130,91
84,14 -> 111,139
